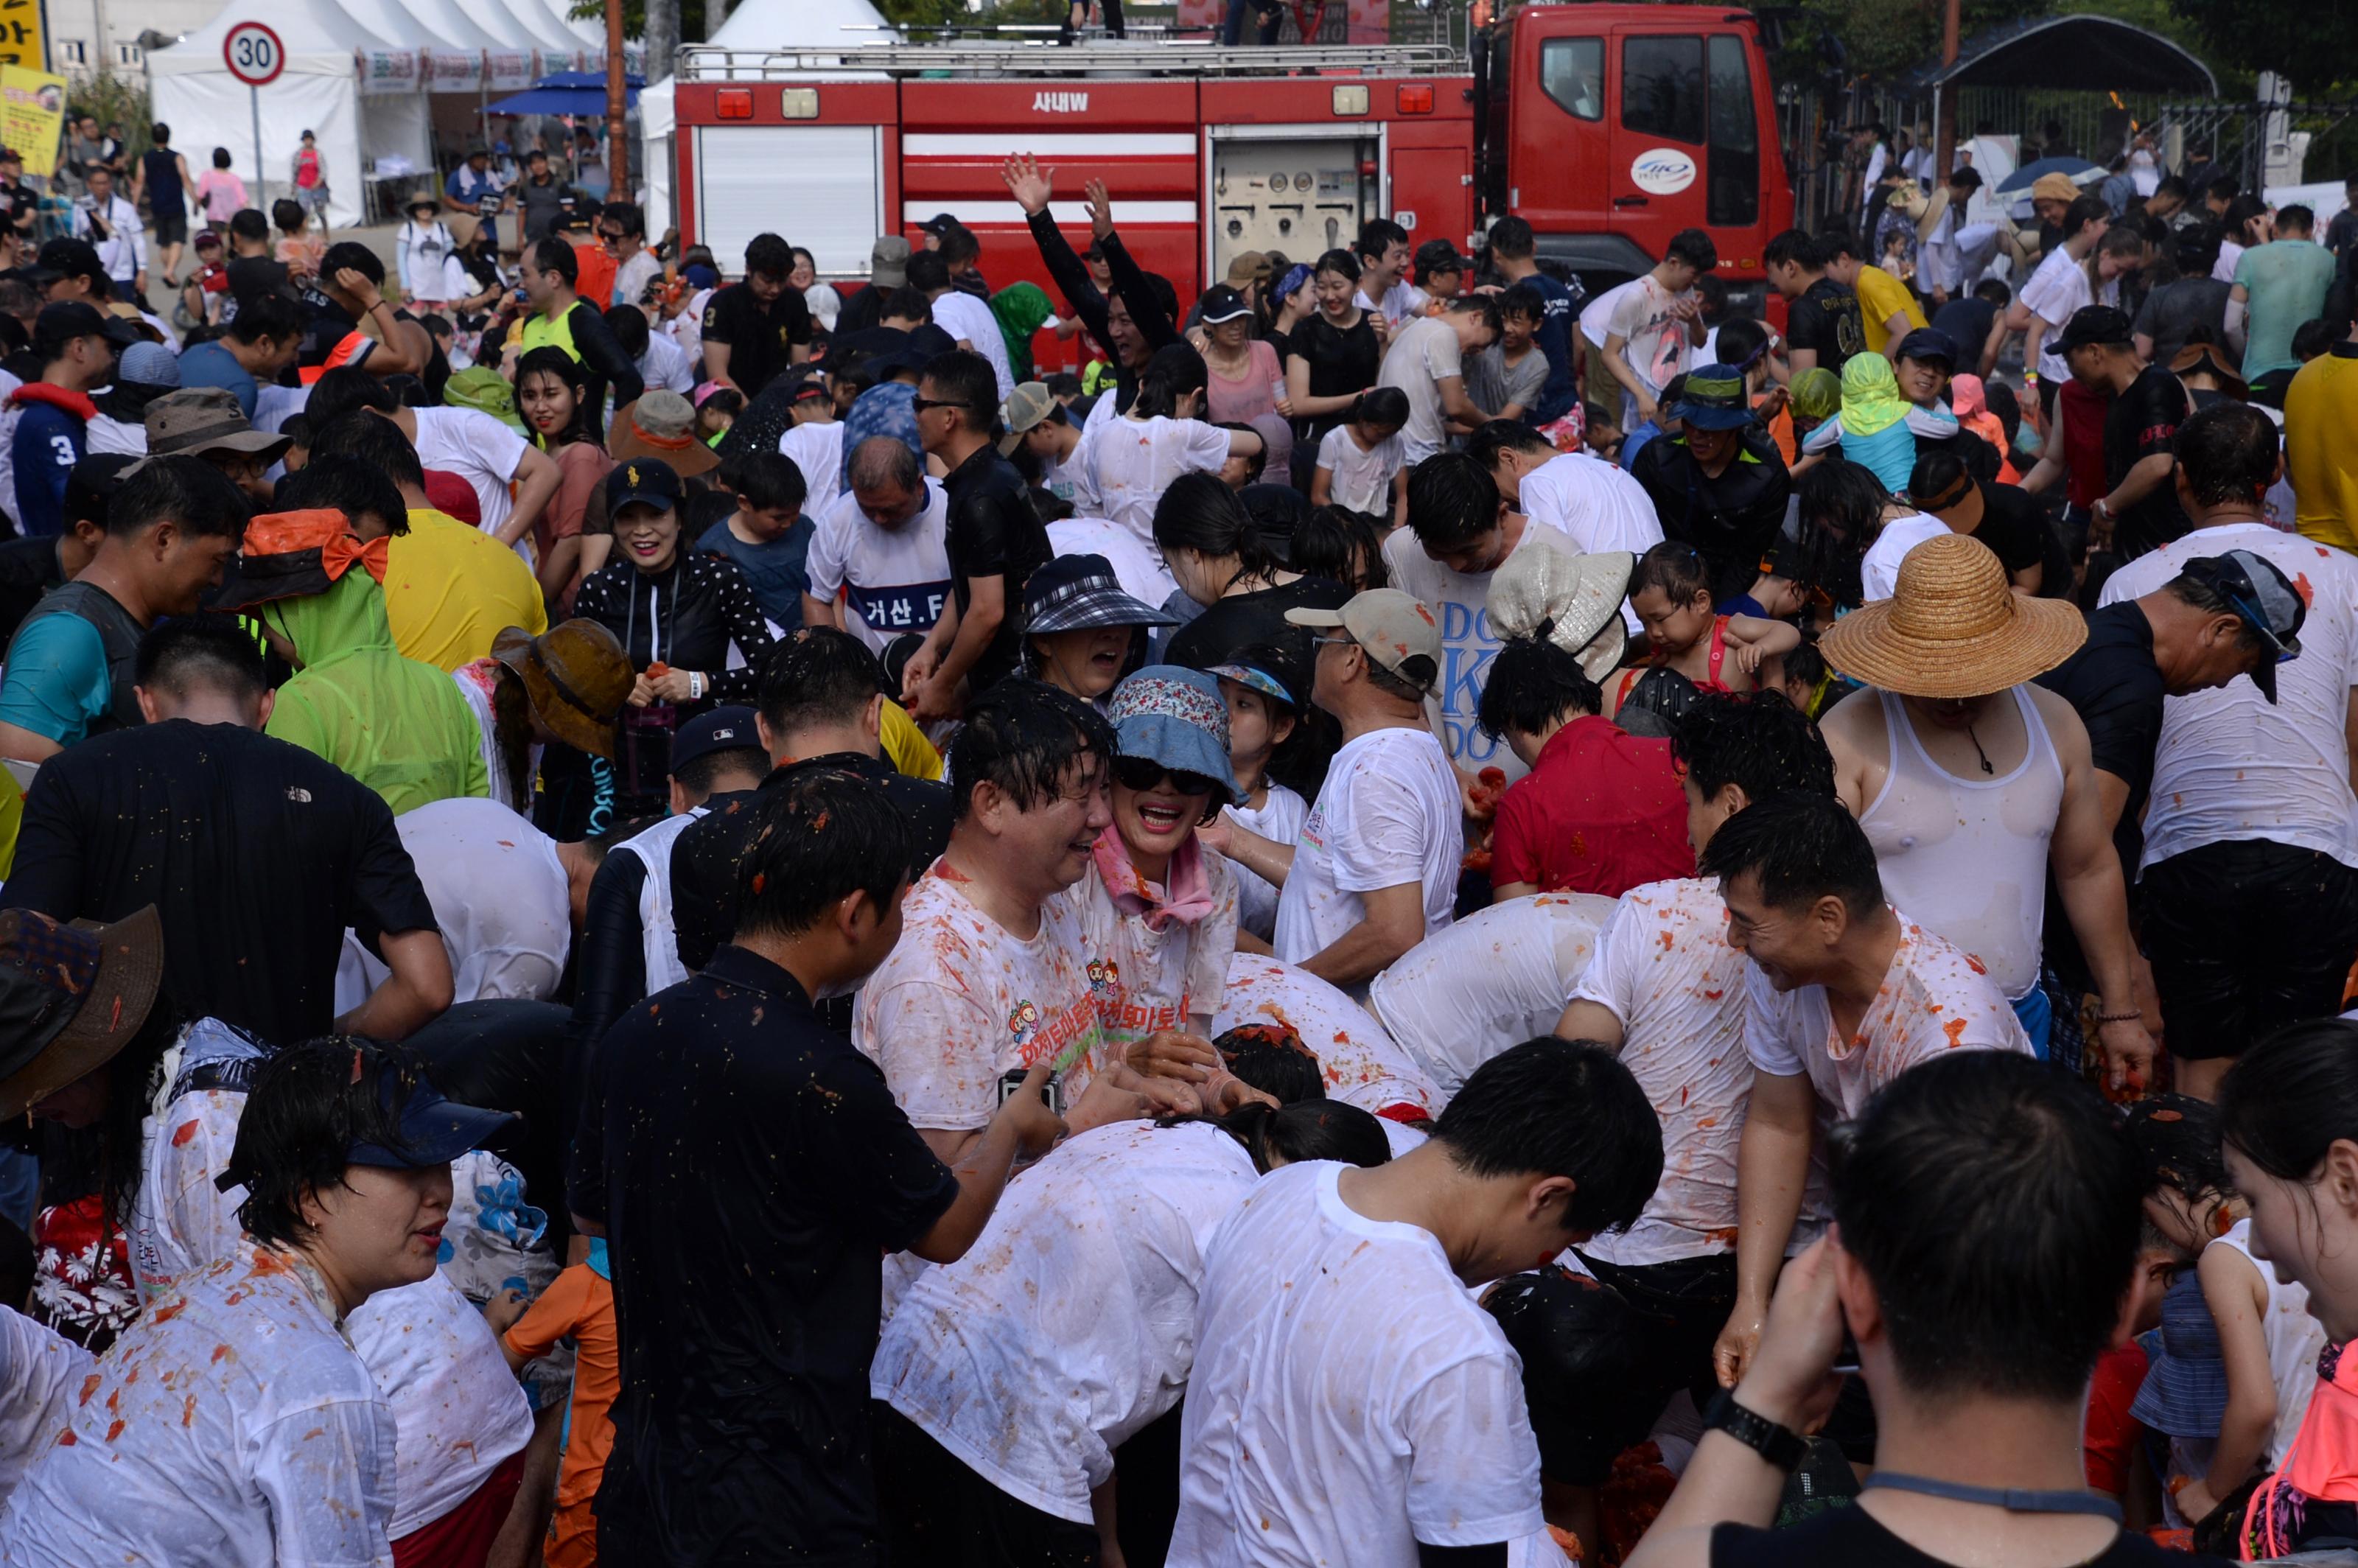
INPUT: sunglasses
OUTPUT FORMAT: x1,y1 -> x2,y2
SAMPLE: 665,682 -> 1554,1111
1112,755 -> 1221,797
909,395 -> 975,415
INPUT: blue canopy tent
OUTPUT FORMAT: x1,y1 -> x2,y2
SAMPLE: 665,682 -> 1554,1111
487,71 -> 645,115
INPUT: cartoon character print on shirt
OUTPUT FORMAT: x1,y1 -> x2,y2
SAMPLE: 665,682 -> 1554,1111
1010,998 -> 1042,1053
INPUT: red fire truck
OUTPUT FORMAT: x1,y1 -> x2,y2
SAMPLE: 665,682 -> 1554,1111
668,5 -> 1791,314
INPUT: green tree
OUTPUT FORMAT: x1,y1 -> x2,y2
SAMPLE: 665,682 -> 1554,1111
2169,0 -> 2356,85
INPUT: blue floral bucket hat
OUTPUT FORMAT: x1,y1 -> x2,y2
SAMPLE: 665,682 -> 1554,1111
1105,665 -> 1238,805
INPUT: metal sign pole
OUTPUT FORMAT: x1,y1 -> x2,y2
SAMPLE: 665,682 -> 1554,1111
250,84 -> 263,214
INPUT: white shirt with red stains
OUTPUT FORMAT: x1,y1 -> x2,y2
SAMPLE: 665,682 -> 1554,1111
1567,877 -> 1756,1267
1368,892 -> 1614,1100
872,1119 -> 1262,1525
1211,954 -> 1439,1119
1064,848 -> 1240,1053
853,858 -> 1113,1133
2100,523 -> 2358,872
127,1030 -> 533,1538
1169,1161 -> 1546,1568
0,1307 -> 92,1506
0,1244 -> 398,1567
1742,908 -> 2032,1121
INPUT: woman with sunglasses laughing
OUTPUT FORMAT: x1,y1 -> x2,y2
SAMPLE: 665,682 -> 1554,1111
1067,665 -> 1245,1052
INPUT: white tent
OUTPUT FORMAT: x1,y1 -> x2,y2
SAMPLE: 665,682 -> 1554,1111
150,0 -> 619,231
149,0 -> 427,229
637,0 -> 894,239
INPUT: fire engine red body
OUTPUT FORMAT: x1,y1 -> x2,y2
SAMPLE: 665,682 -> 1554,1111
670,7 -> 1789,318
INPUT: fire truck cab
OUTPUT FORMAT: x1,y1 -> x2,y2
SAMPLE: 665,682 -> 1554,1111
667,10 -> 1787,309
1477,4 -> 1790,295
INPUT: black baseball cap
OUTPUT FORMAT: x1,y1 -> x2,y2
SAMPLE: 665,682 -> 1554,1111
669,704 -> 763,774
2055,305 -> 2135,352
36,237 -> 104,286
35,300 -> 138,354
605,456 -> 683,515
1197,284 -> 1253,326
2178,548 -> 2306,703
1895,327 -> 1959,367
919,212 -> 959,237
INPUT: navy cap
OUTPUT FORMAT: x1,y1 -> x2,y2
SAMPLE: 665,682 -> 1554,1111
2179,548 -> 2306,704
670,704 -> 763,774
605,456 -> 682,516
349,1074 -> 517,1170
1895,327 -> 1959,367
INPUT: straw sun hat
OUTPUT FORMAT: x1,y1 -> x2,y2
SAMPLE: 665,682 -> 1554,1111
1819,533 -> 2085,699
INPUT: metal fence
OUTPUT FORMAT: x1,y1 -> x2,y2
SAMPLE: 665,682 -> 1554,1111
2149,99 -> 2358,192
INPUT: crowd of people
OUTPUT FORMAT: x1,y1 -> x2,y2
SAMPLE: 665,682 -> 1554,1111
0,118 -> 2355,1568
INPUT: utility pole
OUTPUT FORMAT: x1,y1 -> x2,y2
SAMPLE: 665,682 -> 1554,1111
605,0 -> 628,200
1935,0 -> 1960,177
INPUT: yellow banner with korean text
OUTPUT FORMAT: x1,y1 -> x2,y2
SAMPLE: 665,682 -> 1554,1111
0,65 -> 64,178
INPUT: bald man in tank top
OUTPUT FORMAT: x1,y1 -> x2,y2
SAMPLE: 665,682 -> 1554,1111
1813,533 -> 2156,1092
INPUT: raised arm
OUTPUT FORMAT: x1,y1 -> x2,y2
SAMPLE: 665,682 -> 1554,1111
1004,155 -> 1112,347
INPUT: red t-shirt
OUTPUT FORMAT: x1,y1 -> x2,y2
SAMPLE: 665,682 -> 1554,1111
1490,715 -> 1696,897
2084,1340 -> 2151,1496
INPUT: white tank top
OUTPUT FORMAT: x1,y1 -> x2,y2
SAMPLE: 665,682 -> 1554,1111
618,808 -> 707,993
1857,687 -> 2061,1000
2211,1217 -> 2326,1467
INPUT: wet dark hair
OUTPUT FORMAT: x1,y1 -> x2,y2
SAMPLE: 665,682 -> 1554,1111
1793,458 -> 1889,609
1465,418 -> 1553,471
1697,790 -> 1883,918
906,251 -> 952,295
1714,316 -> 1770,371
274,452 -> 410,539
311,410 -> 427,490
1477,636 -> 1602,738
1629,540 -> 1712,605
1665,228 -> 1718,272
1214,1023 -> 1326,1103
760,625 -> 884,742
1763,228 -> 1825,271
1356,217 -> 1408,263
1290,504 -> 1388,592
108,454 -> 248,541
730,450 -> 808,515
136,612 -> 266,701
1497,281 -> 1548,325
1133,343 -> 1209,420
1152,469 -> 1277,581
1670,690 -> 1836,808
1617,666 -> 1702,733
1312,247 -> 1362,284
2294,317 -> 2340,363
1836,1051 -> 2141,1402
1348,385 -> 1411,432
2176,402 -> 2280,508
936,223 -> 981,267
271,197 -> 307,234
603,303 -> 650,357
513,346 -> 603,449
1404,450 -> 1500,550
1484,1266 -> 1659,1485
881,284 -> 931,324
228,208 -> 269,245
2221,1018 -> 2358,1183
745,232 -> 794,280
949,678 -> 1116,824
231,1037 -> 435,1250
920,349 -> 1000,437
1214,422 -> 1267,483
2125,1093 -> 2231,1203
529,237 -> 578,287
1161,1098 -> 1391,1173
226,292 -> 301,347
733,764 -> 911,938
1430,1038 -> 1662,1234
304,363 -> 398,430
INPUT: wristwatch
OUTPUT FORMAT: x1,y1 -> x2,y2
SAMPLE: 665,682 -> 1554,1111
1702,1387 -> 1808,1472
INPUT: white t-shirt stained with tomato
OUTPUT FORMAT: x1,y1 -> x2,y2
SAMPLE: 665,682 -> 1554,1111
1273,724 -> 1463,993
1743,908 -> 2031,1120
1569,877 -> 1754,1267
1077,415 -> 1237,547
1169,1161 -> 1547,1568
410,406 -> 528,542
853,859 -> 1113,1131
1211,954 -> 1440,1117
1368,892 -> 1612,1101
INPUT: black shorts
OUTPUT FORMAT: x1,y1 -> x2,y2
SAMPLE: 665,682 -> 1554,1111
872,1401 -> 1102,1567
151,210 -> 186,247
2139,839 -> 2358,1060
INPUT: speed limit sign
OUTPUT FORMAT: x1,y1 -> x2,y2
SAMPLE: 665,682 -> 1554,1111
222,21 -> 284,85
